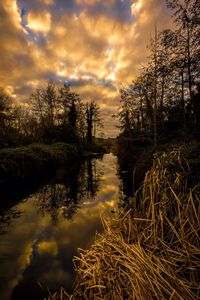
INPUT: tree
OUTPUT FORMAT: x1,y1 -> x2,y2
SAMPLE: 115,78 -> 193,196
30,81 -> 58,141
42,81 -> 57,130
0,88 -> 12,144
166,0 -> 200,107
30,82 -> 85,142
57,83 -> 80,141
30,87 -> 48,139
58,84 -> 79,130
77,102 -> 87,139
68,98 -> 77,130
151,25 -> 158,146
117,0 -> 200,143
12,105 -> 38,142
57,84 -> 71,127
86,102 -> 95,144
85,101 -> 101,144
118,87 -> 135,138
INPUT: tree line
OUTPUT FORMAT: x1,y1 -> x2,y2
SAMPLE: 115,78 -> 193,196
0,82 -> 102,147
118,0 -> 200,145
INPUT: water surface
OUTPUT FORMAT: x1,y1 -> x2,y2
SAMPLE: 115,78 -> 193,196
0,154 -> 120,300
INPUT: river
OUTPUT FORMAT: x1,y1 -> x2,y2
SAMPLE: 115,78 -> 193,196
0,153 -> 124,300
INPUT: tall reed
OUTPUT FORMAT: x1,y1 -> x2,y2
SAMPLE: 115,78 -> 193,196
48,148 -> 200,299
72,149 -> 200,299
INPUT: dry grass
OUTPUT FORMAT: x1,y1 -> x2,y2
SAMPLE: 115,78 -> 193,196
44,288 -> 72,300
72,149 -> 200,299
48,148 -> 200,299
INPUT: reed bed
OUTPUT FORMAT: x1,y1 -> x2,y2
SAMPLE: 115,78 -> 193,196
48,148 -> 200,299
72,149 -> 200,299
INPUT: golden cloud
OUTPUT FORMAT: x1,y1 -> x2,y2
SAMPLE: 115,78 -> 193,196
0,0 -> 173,136
76,0 -> 96,5
76,0 -> 114,6
3,0 -> 22,30
40,0 -> 55,5
26,10 -> 51,33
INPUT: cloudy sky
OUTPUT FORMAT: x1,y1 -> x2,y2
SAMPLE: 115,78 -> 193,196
0,0 -> 172,137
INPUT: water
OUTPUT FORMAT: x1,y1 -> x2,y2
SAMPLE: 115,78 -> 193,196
0,154 -> 121,300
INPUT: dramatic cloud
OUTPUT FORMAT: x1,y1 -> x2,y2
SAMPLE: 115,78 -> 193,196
0,0 -> 172,136
26,10 -> 52,33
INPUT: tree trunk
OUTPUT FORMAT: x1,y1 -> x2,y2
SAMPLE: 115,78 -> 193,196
153,24 -> 158,147
181,70 -> 186,131
186,24 -> 193,109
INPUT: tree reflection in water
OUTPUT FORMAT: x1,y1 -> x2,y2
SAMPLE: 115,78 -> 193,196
117,148 -> 152,211
0,208 -> 21,234
34,157 -> 102,224
117,163 -> 135,211
0,155 -> 124,300
0,157 -> 102,233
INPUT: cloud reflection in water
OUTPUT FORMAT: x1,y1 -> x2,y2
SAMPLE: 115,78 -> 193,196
0,153 -> 120,300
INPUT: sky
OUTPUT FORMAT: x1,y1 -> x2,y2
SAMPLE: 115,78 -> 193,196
0,0 -> 173,137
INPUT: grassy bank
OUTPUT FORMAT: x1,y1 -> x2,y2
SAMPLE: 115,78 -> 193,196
0,143 -> 80,186
49,144 -> 200,300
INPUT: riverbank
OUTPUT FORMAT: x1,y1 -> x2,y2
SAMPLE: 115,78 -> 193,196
51,142 -> 200,299
0,143 -> 80,187
0,143 -> 79,185
0,142 -> 106,188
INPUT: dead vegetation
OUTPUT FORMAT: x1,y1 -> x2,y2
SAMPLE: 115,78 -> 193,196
47,148 -> 200,300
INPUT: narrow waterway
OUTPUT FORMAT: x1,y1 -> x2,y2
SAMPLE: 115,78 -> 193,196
0,153 -> 122,300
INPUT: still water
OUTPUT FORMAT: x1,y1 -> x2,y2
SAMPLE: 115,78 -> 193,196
0,154 -> 121,300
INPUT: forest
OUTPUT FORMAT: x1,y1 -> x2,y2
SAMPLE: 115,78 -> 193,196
0,82 -> 102,147
118,0 -> 200,147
